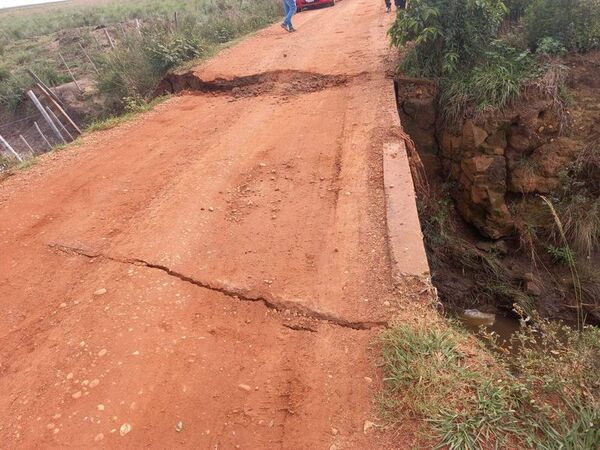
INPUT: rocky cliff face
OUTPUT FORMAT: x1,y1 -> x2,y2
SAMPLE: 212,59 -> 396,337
438,97 -> 578,239
399,85 -> 578,239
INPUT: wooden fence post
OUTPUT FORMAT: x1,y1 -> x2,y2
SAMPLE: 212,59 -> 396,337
27,69 -> 63,107
19,135 -> 35,155
78,42 -> 99,74
0,134 -> 23,162
35,83 -> 81,135
46,106 -> 74,142
104,28 -> 115,49
27,90 -> 67,144
58,51 -> 83,93
34,122 -> 53,150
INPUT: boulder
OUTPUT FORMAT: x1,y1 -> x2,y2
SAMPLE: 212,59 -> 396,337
509,137 -> 579,194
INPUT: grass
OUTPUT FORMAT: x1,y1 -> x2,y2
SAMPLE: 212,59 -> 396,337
439,42 -> 536,125
557,136 -> 600,257
380,320 -> 600,449
85,94 -> 168,132
0,154 -> 37,173
0,0 -> 282,115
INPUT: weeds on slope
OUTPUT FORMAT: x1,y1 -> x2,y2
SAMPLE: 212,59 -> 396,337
0,0 -> 281,115
379,319 -> 600,449
95,0 -> 281,113
418,190 -> 536,315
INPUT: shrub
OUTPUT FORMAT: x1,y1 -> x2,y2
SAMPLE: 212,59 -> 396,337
94,0 -> 281,112
0,75 -> 27,112
525,0 -> 600,52
439,42 -> 535,123
388,0 -> 507,77
505,0 -> 528,21
536,36 -> 567,55
145,32 -> 205,72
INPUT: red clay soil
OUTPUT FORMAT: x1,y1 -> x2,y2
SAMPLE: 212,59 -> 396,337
0,1 -> 427,448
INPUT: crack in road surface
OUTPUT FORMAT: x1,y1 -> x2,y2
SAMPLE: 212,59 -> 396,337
154,69 -> 369,99
50,243 -> 388,331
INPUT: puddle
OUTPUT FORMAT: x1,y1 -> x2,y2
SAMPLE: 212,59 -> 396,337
456,309 -> 522,348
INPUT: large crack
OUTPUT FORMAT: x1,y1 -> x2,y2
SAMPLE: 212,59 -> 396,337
49,243 -> 387,331
153,69 -> 368,99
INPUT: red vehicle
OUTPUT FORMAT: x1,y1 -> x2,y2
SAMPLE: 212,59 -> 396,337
296,0 -> 335,11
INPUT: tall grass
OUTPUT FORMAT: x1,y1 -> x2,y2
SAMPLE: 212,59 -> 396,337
93,0 -> 281,113
0,0 -> 251,43
0,0 -> 281,115
380,321 -> 600,449
540,195 -> 584,330
439,42 -> 536,124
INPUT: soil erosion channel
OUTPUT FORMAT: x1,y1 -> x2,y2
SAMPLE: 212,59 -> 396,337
0,1 -> 427,448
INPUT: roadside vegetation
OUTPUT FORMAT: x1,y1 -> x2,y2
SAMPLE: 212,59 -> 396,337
0,0 -> 280,114
380,318 -> 600,449
388,1 -> 600,447
0,0 -> 281,170
390,0 -> 600,317
389,0 -> 599,123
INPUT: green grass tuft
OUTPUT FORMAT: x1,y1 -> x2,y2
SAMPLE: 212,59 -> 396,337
380,321 -> 600,449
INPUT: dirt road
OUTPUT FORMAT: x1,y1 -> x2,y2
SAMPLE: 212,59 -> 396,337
0,0 -> 428,447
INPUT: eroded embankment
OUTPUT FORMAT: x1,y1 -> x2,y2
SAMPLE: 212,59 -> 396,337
394,52 -> 600,324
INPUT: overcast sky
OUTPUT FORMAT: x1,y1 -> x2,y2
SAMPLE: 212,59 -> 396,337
0,0 -> 65,9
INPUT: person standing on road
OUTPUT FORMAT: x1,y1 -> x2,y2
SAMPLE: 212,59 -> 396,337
282,0 -> 297,32
385,0 -> 406,13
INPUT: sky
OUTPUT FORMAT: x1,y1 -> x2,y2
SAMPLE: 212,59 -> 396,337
0,0 -> 66,10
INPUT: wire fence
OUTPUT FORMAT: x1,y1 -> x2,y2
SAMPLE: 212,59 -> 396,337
0,102 -> 76,164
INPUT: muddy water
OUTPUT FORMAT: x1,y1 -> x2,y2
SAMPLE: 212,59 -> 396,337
457,310 -> 522,347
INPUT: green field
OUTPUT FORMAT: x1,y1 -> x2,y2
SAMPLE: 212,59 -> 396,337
0,0 -> 281,114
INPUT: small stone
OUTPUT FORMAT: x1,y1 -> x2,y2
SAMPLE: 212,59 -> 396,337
364,377 -> 373,384
94,288 -> 107,296
59,303 -> 67,308
238,384 -> 252,392
383,301 -> 390,307
175,421 -> 184,432
363,420 -> 377,433
94,433 -> 104,442
132,351 -> 140,356
331,427 -> 339,435
208,207 -> 214,212
97,404 -> 105,411
66,373 -> 73,380
259,163 -> 267,167
72,391 -> 82,399
98,349 -> 107,357
119,423 -> 132,436
89,379 -> 100,388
